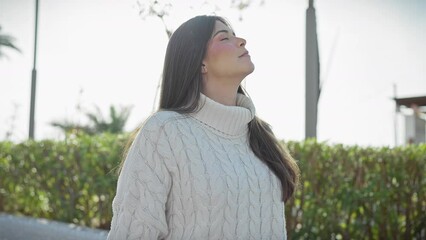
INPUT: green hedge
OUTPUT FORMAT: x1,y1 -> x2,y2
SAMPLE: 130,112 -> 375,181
0,133 -> 126,229
285,139 -> 425,239
0,135 -> 425,239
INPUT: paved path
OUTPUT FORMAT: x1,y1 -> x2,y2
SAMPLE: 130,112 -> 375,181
0,213 -> 108,240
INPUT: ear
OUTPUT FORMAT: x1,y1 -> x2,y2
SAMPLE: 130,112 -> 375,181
201,63 -> 207,74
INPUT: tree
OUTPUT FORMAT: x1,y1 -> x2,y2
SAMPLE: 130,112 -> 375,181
50,105 -> 133,135
50,120 -> 95,135
0,25 -> 21,59
136,0 -> 263,39
85,105 -> 132,134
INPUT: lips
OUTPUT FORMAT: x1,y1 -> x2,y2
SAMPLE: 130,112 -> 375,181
239,51 -> 249,57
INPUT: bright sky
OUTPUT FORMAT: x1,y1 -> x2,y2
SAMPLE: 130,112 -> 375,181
0,0 -> 425,146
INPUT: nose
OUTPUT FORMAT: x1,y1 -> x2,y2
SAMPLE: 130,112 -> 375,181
238,37 -> 246,47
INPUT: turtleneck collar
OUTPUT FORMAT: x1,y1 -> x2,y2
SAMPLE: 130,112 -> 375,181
189,93 -> 256,136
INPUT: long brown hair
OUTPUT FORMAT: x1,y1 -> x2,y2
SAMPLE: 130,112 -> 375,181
120,15 -> 299,202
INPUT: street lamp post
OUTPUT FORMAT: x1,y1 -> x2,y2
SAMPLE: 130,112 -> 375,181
29,0 -> 39,139
305,0 -> 320,139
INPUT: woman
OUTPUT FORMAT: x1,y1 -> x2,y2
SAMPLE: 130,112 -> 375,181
107,15 -> 300,240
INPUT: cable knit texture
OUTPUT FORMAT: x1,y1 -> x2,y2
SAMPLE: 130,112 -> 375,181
107,93 -> 286,240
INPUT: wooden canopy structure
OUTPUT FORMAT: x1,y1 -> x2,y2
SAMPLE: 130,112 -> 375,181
394,96 -> 426,109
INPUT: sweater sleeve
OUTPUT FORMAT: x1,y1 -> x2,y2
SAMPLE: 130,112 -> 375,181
107,117 -> 172,240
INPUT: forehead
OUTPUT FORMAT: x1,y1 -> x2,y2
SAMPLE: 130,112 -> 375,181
213,20 -> 234,35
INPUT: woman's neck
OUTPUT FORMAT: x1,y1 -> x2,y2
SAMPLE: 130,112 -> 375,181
201,85 -> 238,106
201,75 -> 243,106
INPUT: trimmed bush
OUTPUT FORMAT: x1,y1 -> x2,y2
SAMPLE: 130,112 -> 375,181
285,139 -> 425,239
0,133 -> 127,229
0,135 -> 425,239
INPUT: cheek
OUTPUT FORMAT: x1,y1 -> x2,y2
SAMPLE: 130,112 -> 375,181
209,44 -> 235,61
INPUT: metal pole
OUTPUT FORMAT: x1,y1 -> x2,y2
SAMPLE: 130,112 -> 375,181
393,83 -> 398,146
29,0 -> 39,139
305,0 -> 320,139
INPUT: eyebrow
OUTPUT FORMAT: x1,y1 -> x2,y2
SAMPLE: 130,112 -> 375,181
213,29 -> 236,37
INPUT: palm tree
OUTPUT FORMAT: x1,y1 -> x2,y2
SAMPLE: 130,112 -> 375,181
0,25 -> 21,59
85,105 -> 132,134
50,120 -> 95,135
50,105 -> 132,135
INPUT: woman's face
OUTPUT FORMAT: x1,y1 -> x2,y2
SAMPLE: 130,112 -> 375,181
202,20 -> 255,81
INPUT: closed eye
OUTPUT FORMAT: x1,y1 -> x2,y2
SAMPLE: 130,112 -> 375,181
221,37 -> 229,41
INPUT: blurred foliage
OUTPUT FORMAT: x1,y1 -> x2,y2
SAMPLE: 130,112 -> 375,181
0,25 -> 21,59
0,132 -> 127,229
0,136 -> 425,239
285,139 -> 426,240
50,105 -> 132,135
136,0 -> 264,38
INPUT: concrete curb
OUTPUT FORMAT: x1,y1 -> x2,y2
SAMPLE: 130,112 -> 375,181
0,213 -> 108,240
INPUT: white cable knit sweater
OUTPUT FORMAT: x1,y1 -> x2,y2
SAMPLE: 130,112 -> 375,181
107,93 -> 286,240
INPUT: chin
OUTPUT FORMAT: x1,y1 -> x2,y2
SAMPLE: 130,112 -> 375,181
245,63 -> 255,75
240,65 -> 255,79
